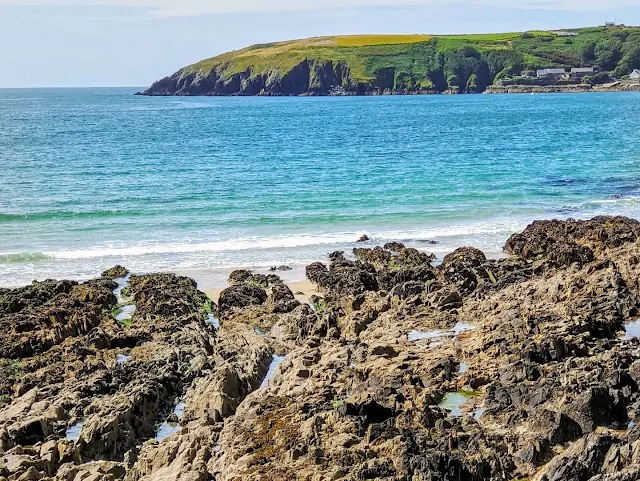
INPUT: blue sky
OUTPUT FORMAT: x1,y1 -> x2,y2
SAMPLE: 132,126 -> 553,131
1,1 -> 639,88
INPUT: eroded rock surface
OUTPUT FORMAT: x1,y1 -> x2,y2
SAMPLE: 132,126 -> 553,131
3,216 -> 640,480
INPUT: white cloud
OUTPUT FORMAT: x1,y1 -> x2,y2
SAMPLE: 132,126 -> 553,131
0,0 -> 637,17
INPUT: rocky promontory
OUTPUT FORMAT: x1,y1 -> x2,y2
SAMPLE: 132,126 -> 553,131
139,28 -> 640,96
3,216 -> 640,480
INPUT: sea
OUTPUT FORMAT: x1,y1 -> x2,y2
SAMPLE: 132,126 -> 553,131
2,87 -> 640,289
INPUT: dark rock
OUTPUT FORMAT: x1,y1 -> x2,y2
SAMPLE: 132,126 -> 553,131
505,216 -> 640,266
340,399 -> 394,425
217,285 -> 268,320
101,265 -> 129,279
538,433 -> 617,481
306,262 -> 329,286
268,283 -> 301,314
383,242 -> 405,252
327,251 -> 346,263
438,247 -> 488,296
390,281 -> 425,300
228,270 -> 253,286
142,59 -> 355,97
562,386 -> 628,433
0,280 -> 77,315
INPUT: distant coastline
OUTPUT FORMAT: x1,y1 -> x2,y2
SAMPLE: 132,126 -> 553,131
140,26 -> 640,97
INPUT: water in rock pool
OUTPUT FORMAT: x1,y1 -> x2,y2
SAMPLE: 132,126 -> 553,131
439,391 -> 481,417
116,304 -> 136,322
65,420 -> 85,442
205,313 -> 220,329
408,322 -> 476,344
625,319 -> 640,339
113,275 -> 130,302
116,354 -> 131,365
155,402 -> 186,441
439,393 -> 471,417
260,355 -> 287,389
3,89 -> 640,287
452,322 -> 476,335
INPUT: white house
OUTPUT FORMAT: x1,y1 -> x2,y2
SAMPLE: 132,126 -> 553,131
631,69 -> 640,79
571,67 -> 594,78
537,68 -> 566,78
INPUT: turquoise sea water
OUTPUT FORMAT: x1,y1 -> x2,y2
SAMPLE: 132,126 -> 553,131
2,87 -> 640,287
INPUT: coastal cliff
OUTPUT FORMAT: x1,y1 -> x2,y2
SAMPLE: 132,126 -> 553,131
143,59 -> 362,96
4,217 -> 640,480
141,27 -> 640,96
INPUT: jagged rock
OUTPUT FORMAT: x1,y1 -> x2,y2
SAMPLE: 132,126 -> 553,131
562,386 -> 628,433
305,262 -> 329,286
268,283 -> 301,314
534,433 -> 617,481
217,285 -> 268,320
269,265 -> 292,272
228,270 -> 253,286
3,217 -> 640,481
383,242 -> 405,252
100,266 -> 129,279
505,216 -> 640,266
0,280 -> 77,315
438,246 -> 488,296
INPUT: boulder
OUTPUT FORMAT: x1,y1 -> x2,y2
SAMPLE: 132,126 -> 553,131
100,265 -> 129,279
217,285 -> 268,320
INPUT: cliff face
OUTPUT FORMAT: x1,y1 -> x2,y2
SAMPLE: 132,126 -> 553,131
140,59 -> 443,96
141,60 -> 359,96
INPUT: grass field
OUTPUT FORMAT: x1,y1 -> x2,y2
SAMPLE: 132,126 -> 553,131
333,34 -> 431,47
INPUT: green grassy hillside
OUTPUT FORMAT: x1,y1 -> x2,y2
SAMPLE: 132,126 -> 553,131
142,26 -> 640,95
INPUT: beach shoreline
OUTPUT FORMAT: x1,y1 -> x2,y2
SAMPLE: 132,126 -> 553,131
203,279 -> 320,304
3,216 -> 640,480
181,248 -> 509,303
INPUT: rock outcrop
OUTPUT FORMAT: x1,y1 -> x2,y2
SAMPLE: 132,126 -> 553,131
141,60 -> 358,97
4,216 -> 640,480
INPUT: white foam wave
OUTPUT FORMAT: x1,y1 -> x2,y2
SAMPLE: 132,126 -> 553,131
562,195 -> 640,211
45,233 -> 359,260
39,219 -> 527,261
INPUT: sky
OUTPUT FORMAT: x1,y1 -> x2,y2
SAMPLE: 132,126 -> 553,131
1,0 -> 640,88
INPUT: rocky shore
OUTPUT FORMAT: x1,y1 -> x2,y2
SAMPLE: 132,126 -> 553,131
485,82 -> 640,94
3,216 -> 640,480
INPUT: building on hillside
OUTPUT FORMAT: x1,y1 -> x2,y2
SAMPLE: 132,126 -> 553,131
631,69 -> 640,79
571,67 -> 595,78
537,68 -> 567,78
605,22 -> 617,28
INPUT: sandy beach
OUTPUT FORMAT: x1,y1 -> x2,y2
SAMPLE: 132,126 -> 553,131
204,279 -> 320,304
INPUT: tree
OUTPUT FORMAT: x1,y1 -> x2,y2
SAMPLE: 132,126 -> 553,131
594,38 -> 623,71
614,33 -> 640,76
444,47 -> 491,92
580,41 -> 596,66
614,46 -> 640,77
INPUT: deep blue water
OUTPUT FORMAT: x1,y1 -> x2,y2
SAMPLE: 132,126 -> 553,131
2,87 -> 640,287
